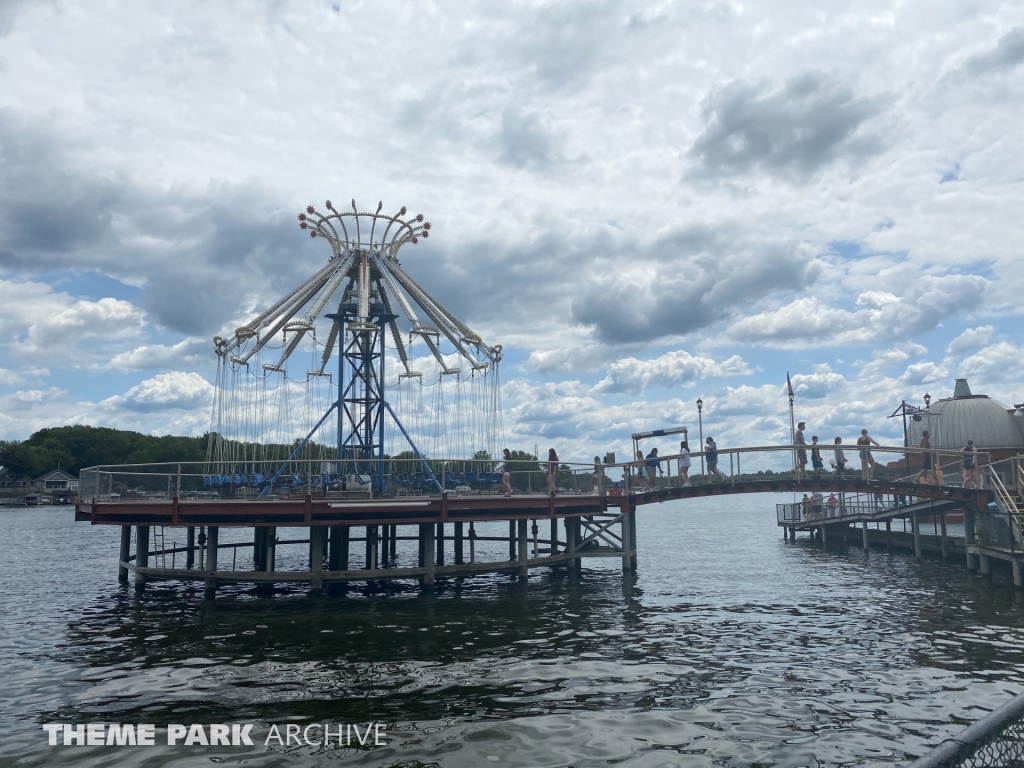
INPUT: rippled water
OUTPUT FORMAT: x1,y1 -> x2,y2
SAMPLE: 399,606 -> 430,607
3,496 -> 1024,766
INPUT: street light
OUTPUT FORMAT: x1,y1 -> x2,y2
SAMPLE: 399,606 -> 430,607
696,398 -> 705,478
923,393 -> 931,408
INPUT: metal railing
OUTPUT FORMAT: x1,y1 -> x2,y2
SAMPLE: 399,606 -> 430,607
910,690 -> 1024,767
77,444 -> 997,503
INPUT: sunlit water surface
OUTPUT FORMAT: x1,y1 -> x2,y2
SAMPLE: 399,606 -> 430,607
3,497 -> 1024,767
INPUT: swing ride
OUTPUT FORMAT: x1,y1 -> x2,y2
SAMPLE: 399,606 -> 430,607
205,199 -> 504,496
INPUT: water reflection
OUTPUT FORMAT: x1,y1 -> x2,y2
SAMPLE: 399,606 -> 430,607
4,498 -> 1024,766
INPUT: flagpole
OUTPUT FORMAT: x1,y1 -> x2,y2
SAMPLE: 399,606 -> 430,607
787,373 -> 797,501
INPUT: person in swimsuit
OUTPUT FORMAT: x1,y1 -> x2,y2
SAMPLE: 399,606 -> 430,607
677,441 -> 692,486
961,440 -> 978,488
590,456 -> 604,496
499,448 -> 514,496
546,448 -> 559,495
810,436 -> 824,477
857,429 -> 880,479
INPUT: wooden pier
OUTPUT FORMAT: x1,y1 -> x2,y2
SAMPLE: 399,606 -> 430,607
78,491 -> 637,596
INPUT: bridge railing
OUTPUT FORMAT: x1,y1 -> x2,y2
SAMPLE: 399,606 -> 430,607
614,444 -> 991,496
77,445 -> 999,503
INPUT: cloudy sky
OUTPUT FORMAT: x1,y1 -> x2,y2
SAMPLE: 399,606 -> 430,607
0,0 -> 1022,461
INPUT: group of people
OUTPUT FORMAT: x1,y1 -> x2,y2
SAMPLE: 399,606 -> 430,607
493,428 -> 985,498
793,422 -> 882,479
915,431 -> 981,488
628,437 -> 728,490
800,491 -> 841,519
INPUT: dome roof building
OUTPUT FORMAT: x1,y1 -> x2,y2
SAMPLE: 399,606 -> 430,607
909,379 -> 1024,451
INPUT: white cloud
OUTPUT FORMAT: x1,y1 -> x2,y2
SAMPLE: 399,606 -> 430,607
0,365 -> 48,386
946,325 -> 994,356
109,338 -> 209,372
728,275 -> 987,348
15,297 -> 145,353
959,342 -> 1024,384
99,371 -> 213,414
592,350 -> 752,395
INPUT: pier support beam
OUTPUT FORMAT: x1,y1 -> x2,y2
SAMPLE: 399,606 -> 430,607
620,506 -> 632,573
965,509 -> 979,571
454,522 -> 464,565
135,525 -> 149,591
862,521 -> 869,552
550,519 -> 558,555
913,516 -> 922,559
118,525 -> 131,584
423,524 -> 435,587
980,553 -> 991,577
310,526 -> 326,591
1013,560 -> 1023,589
886,520 -> 891,552
329,525 -> 349,571
518,518 -> 529,582
629,507 -> 638,570
204,526 -> 219,600
940,515 -> 948,559
508,520 -> 516,561
365,525 -> 378,571
436,523 -> 444,566
186,526 -> 195,569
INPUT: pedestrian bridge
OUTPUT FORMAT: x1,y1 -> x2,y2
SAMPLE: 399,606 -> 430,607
73,444 -> 1019,597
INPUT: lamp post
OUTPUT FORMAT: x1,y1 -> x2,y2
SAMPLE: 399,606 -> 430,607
697,398 -> 704,478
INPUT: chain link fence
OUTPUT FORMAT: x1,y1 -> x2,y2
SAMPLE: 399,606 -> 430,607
910,691 -> 1024,767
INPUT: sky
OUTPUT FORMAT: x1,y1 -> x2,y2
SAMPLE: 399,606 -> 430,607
0,0 -> 1022,463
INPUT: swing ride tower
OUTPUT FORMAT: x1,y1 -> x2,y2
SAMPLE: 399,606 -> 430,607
207,199 -> 503,493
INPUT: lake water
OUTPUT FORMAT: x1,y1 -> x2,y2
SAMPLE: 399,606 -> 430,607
3,496 -> 1024,766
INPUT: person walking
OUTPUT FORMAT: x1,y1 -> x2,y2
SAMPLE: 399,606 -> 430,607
795,421 -> 808,477
810,436 -> 824,477
705,437 -> 727,482
546,449 -> 559,495
590,456 -> 604,496
961,440 -> 978,488
677,441 -> 692,486
499,448 -> 514,496
645,448 -> 661,489
633,449 -> 652,491
857,429 -> 880,479
832,437 -> 847,477
920,430 -> 934,482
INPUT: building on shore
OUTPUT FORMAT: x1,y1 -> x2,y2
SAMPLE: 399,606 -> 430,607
908,378 -> 1024,461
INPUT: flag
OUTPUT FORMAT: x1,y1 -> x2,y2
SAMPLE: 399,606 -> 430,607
786,372 -> 794,399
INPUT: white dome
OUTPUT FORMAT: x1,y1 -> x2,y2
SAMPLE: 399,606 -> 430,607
909,379 -> 1024,450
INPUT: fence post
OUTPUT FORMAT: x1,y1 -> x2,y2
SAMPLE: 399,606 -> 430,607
176,463 -> 181,497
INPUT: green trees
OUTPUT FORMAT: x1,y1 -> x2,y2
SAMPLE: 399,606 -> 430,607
0,426 -> 207,477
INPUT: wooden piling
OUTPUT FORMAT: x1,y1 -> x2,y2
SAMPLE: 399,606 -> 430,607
469,522 -> 477,564
940,514 -> 948,559
1013,560 -> 1023,589
629,507 -> 638,570
508,520 -> 516,561
980,553 -> 991,577
862,521 -> 868,551
549,519 -> 558,555
454,522 -> 464,565
620,505 -> 632,573
423,524 -> 435,587
118,525 -> 131,583
436,522 -> 444,566
913,515 -> 922,559
886,520 -> 891,551
203,526 -> 219,600
965,508 -> 979,570
186,526 -> 195,569
518,518 -> 529,582
389,524 -> 397,561
135,525 -> 150,590
365,525 -> 378,570
310,526 -> 324,591
329,525 -> 348,571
